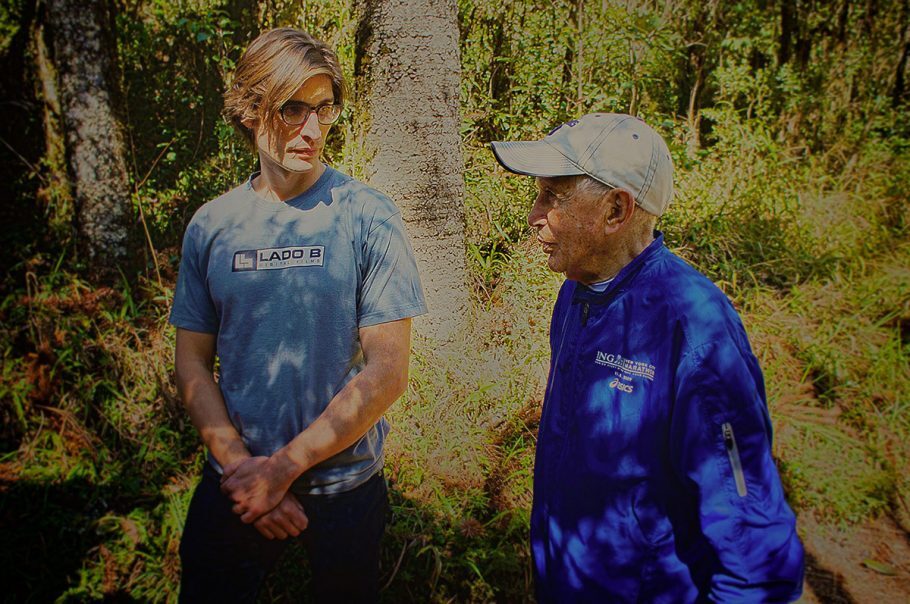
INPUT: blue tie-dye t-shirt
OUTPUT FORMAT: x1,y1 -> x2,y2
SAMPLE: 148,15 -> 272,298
169,166 -> 427,494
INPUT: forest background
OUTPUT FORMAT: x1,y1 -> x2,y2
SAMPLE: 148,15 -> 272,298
1,0 -> 909,601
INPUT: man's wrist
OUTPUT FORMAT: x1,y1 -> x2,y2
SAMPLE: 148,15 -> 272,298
211,438 -> 252,469
269,447 -> 310,487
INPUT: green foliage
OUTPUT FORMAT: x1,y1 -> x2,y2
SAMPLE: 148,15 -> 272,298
0,0 -> 24,55
0,262 -> 199,601
743,241 -> 910,525
117,2 -> 249,244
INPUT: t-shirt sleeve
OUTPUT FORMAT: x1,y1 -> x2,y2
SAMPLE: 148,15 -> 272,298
169,221 -> 219,334
357,211 -> 427,327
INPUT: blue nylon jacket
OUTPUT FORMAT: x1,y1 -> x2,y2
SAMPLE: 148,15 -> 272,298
532,233 -> 805,603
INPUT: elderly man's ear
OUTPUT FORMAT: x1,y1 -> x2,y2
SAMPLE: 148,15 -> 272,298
602,188 -> 637,233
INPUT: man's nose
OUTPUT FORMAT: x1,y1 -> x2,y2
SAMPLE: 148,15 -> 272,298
528,198 -> 546,228
298,112 -> 322,140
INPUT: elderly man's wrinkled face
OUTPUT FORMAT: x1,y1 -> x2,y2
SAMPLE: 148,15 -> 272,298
528,177 -> 609,283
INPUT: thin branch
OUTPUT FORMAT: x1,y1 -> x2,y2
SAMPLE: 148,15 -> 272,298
0,135 -> 49,186
135,194 -> 162,288
381,539 -> 413,592
135,138 -> 175,192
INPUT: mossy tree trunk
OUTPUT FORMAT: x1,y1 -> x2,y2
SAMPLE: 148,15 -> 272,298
46,0 -> 133,284
31,5 -> 72,234
354,0 -> 468,341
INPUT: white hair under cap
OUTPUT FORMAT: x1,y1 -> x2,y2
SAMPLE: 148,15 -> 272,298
490,113 -> 674,217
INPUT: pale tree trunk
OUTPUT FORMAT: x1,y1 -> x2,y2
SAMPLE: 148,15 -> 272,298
576,0 -> 584,106
354,0 -> 468,341
686,50 -> 703,158
628,40 -> 639,116
47,0 -> 133,283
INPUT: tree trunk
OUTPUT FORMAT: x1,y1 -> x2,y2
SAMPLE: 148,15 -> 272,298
31,7 -> 72,231
778,0 -> 796,66
354,0 -> 468,341
894,0 -> 910,107
684,41 -> 704,158
575,0 -> 585,106
46,0 -> 133,284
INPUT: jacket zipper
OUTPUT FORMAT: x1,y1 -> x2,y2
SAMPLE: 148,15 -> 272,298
722,422 -> 748,497
546,304 -> 574,401
580,302 -> 590,327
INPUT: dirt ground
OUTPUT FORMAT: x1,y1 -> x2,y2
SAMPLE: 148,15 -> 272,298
798,514 -> 910,603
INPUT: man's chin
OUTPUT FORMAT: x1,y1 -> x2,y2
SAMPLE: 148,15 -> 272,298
281,160 -> 317,174
545,256 -> 563,274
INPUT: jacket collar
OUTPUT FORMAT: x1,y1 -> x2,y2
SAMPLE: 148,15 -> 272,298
572,231 -> 665,304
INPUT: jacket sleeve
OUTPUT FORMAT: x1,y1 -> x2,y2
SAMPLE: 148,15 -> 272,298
671,335 -> 805,602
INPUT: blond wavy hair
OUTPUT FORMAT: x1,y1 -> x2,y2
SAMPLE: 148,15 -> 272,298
224,28 -> 346,147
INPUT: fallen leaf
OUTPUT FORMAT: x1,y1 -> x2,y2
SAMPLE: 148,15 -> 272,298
862,559 -> 897,576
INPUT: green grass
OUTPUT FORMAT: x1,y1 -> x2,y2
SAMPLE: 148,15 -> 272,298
743,242 -> 910,526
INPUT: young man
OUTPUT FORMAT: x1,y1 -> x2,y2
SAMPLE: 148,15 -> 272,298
170,28 -> 426,603
490,114 -> 805,602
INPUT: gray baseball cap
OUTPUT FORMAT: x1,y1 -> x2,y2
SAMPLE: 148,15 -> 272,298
490,113 -> 674,216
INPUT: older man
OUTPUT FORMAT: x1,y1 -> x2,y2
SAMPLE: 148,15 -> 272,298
490,114 -> 804,602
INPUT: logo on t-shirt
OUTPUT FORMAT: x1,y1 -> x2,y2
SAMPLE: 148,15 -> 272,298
232,246 -> 325,271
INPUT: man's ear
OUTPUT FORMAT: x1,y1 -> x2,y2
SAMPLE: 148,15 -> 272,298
603,189 -> 636,232
241,117 -> 258,132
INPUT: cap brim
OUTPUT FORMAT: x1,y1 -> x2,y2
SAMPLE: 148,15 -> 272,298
490,141 -> 585,178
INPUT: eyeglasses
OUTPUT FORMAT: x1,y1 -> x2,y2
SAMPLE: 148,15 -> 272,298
279,101 -> 342,126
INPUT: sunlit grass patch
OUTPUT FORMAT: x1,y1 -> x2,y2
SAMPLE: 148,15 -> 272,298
776,426 -> 894,523
745,242 -> 910,525
379,245 -> 555,600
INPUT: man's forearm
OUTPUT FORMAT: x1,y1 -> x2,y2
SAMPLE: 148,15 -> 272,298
219,319 -> 411,523
177,364 -> 250,469
268,360 -> 407,489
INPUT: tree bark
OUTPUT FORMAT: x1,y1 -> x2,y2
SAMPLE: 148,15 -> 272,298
894,0 -> 910,107
575,0 -> 585,106
686,47 -> 703,158
779,0 -> 796,66
354,0 -> 468,341
46,0 -> 133,283
31,7 -> 72,228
